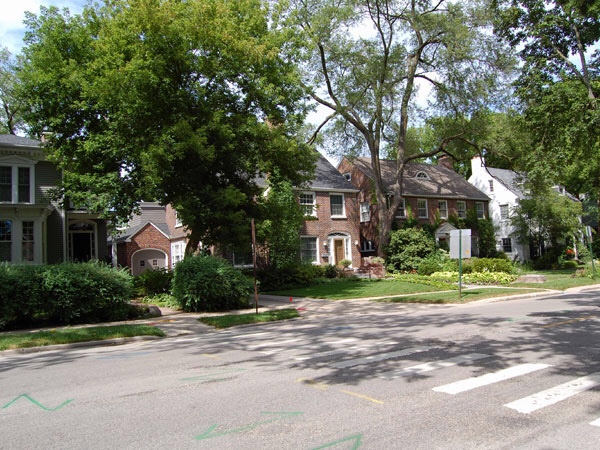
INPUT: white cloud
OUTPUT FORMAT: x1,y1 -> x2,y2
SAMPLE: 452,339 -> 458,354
0,0 -> 86,54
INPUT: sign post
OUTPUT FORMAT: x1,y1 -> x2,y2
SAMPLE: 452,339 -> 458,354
450,229 -> 471,299
586,226 -> 596,278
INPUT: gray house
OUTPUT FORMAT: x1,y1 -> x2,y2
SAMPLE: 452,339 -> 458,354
0,135 -> 107,264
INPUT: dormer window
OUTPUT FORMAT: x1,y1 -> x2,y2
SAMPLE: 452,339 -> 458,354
416,171 -> 429,180
343,173 -> 351,182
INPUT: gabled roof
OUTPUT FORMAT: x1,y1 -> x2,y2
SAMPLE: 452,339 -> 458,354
111,221 -> 171,244
487,167 -> 528,198
350,157 -> 489,201
311,154 -> 358,192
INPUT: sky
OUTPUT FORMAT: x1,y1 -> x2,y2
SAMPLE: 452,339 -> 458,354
0,0 -> 86,54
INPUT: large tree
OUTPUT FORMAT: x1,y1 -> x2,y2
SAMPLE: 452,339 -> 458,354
493,0 -> 600,203
278,0 -> 515,255
0,48 -> 26,135
18,0 -> 315,249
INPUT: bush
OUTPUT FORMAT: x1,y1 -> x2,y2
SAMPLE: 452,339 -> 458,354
257,263 -> 329,291
430,271 -> 517,284
134,268 -> 173,296
471,258 -> 515,274
172,255 -> 252,312
386,228 -> 437,273
0,262 -> 133,330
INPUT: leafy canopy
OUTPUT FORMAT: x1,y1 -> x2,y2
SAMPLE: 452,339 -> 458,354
18,0 -> 316,247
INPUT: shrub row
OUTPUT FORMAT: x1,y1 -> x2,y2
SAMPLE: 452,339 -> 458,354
256,263 -> 344,291
0,262 -> 133,331
430,271 -> 517,284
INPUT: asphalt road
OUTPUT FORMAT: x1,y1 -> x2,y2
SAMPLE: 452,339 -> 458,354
2,288 -> 600,449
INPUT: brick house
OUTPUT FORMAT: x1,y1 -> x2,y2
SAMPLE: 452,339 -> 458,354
109,202 -> 187,275
295,154 -> 361,268
0,135 -> 108,264
337,156 -> 490,255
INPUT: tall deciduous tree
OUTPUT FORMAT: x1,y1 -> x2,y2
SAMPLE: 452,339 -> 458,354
0,48 -> 25,135
278,0 -> 515,255
493,0 -> 600,207
18,0 -> 315,249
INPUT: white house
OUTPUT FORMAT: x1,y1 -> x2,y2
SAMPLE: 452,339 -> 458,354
468,155 -> 530,262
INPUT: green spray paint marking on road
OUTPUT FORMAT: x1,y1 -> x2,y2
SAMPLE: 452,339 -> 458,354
180,368 -> 246,381
312,434 -> 363,450
2,394 -> 73,411
194,411 -> 303,440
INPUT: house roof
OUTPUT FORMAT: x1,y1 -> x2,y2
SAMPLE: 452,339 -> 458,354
0,135 -> 41,147
487,167 -> 528,198
350,157 -> 489,201
111,221 -> 171,244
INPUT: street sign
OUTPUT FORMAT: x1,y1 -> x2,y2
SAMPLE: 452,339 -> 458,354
449,229 -> 471,259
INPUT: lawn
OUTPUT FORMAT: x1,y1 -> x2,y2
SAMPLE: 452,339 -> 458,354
0,325 -> 165,351
376,287 -> 545,304
511,269 -> 600,290
266,278 -> 445,300
198,309 -> 300,329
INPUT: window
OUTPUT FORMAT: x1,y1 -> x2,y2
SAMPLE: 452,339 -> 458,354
175,213 -> 182,228
361,240 -> 375,252
22,221 -> 34,262
438,200 -> 448,219
502,238 -> 512,253
171,241 -> 185,265
152,259 -> 158,266
457,201 -> 466,218
488,180 -> 494,192
417,199 -> 428,218
476,202 -> 485,219
500,204 -> 509,220
0,220 -> 11,261
140,260 -> 145,267
69,221 -> 97,262
343,173 -> 351,182
330,193 -> 345,217
0,165 -> 33,204
396,198 -> 406,218
300,237 -> 318,263
299,192 -> 316,217
416,171 -> 429,179
360,202 -> 370,222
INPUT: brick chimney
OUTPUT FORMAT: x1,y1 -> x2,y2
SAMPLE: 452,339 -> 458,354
437,154 -> 454,171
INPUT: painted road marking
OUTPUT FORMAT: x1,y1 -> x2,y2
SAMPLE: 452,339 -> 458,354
339,390 -> 384,404
505,372 -> 600,414
379,353 -> 492,379
296,379 -> 383,404
2,394 -> 73,411
312,433 -> 363,450
331,346 -> 435,369
180,368 -> 246,381
433,363 -> 551,394
294,340 -> 397,361
541,315 -> 598,329
590,418 -> 600,427
194,412 -> 303,440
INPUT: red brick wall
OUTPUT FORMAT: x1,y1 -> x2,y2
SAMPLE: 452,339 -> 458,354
119,223 -> 171,270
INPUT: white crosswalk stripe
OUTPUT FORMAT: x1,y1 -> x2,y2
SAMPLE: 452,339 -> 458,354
331,346 -> 437,369
379,353 -> 492,379
433,363 -> 551,395
504,372 -> 600,414
294,340 -> 398,361
590,418 -> 600,427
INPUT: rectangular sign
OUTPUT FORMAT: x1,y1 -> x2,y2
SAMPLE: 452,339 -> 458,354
449,229 -> 471,259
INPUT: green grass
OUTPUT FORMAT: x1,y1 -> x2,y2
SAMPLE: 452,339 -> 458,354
0,325 -> 165,351
375,287 -> 546,304
511,269 -> 600,290
198,308 -> 300,329
267,278 -> 443,300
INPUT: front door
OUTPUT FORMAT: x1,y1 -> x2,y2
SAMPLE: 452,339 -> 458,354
334,239 -> 344,265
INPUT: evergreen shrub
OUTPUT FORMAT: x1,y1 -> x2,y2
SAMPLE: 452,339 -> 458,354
172,255 -> 252,312
134,268 -> 173,296
472,258 -> 515,274
386,228 -> 437,272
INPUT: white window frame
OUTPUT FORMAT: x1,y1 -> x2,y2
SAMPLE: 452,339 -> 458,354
500,204 -> 509,220
360,202 -> 370,222
175,212 -> 182,228
68,220 -> 98,262
417,199 -> 428,218
438,200 -> 448,219
299,192 -> 316,217
488,180 -> 494,192
300,236 -> 319,264
416,171 -> 429,180
502,238 -> 512,253
330,193 -> 346,218
396,198 -> 406,218
0,217 -> 42,264
171,240 -> 185,266
0,157 -> 35,204
457,201 -> 467,218
476,202 -> 485,219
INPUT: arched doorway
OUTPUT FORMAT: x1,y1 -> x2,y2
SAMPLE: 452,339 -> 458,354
131,248 -> 168,276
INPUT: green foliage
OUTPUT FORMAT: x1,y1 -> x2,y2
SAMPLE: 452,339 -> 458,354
0,262 -> 133,330
172,255 -> 252,312
417,253 -> 450,276
430,271 -> 517,284
18,1 -> 316,247
256,263 -> 340,291
471,258 -> 515,274
133,268 -> 173,296
255,176 -> 303,268
0,48 -> 26,134
386,228 -> 438,273
139,293 -> 180,309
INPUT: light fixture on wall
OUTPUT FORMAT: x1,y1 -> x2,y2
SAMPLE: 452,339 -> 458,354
354,240 -> 359,246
